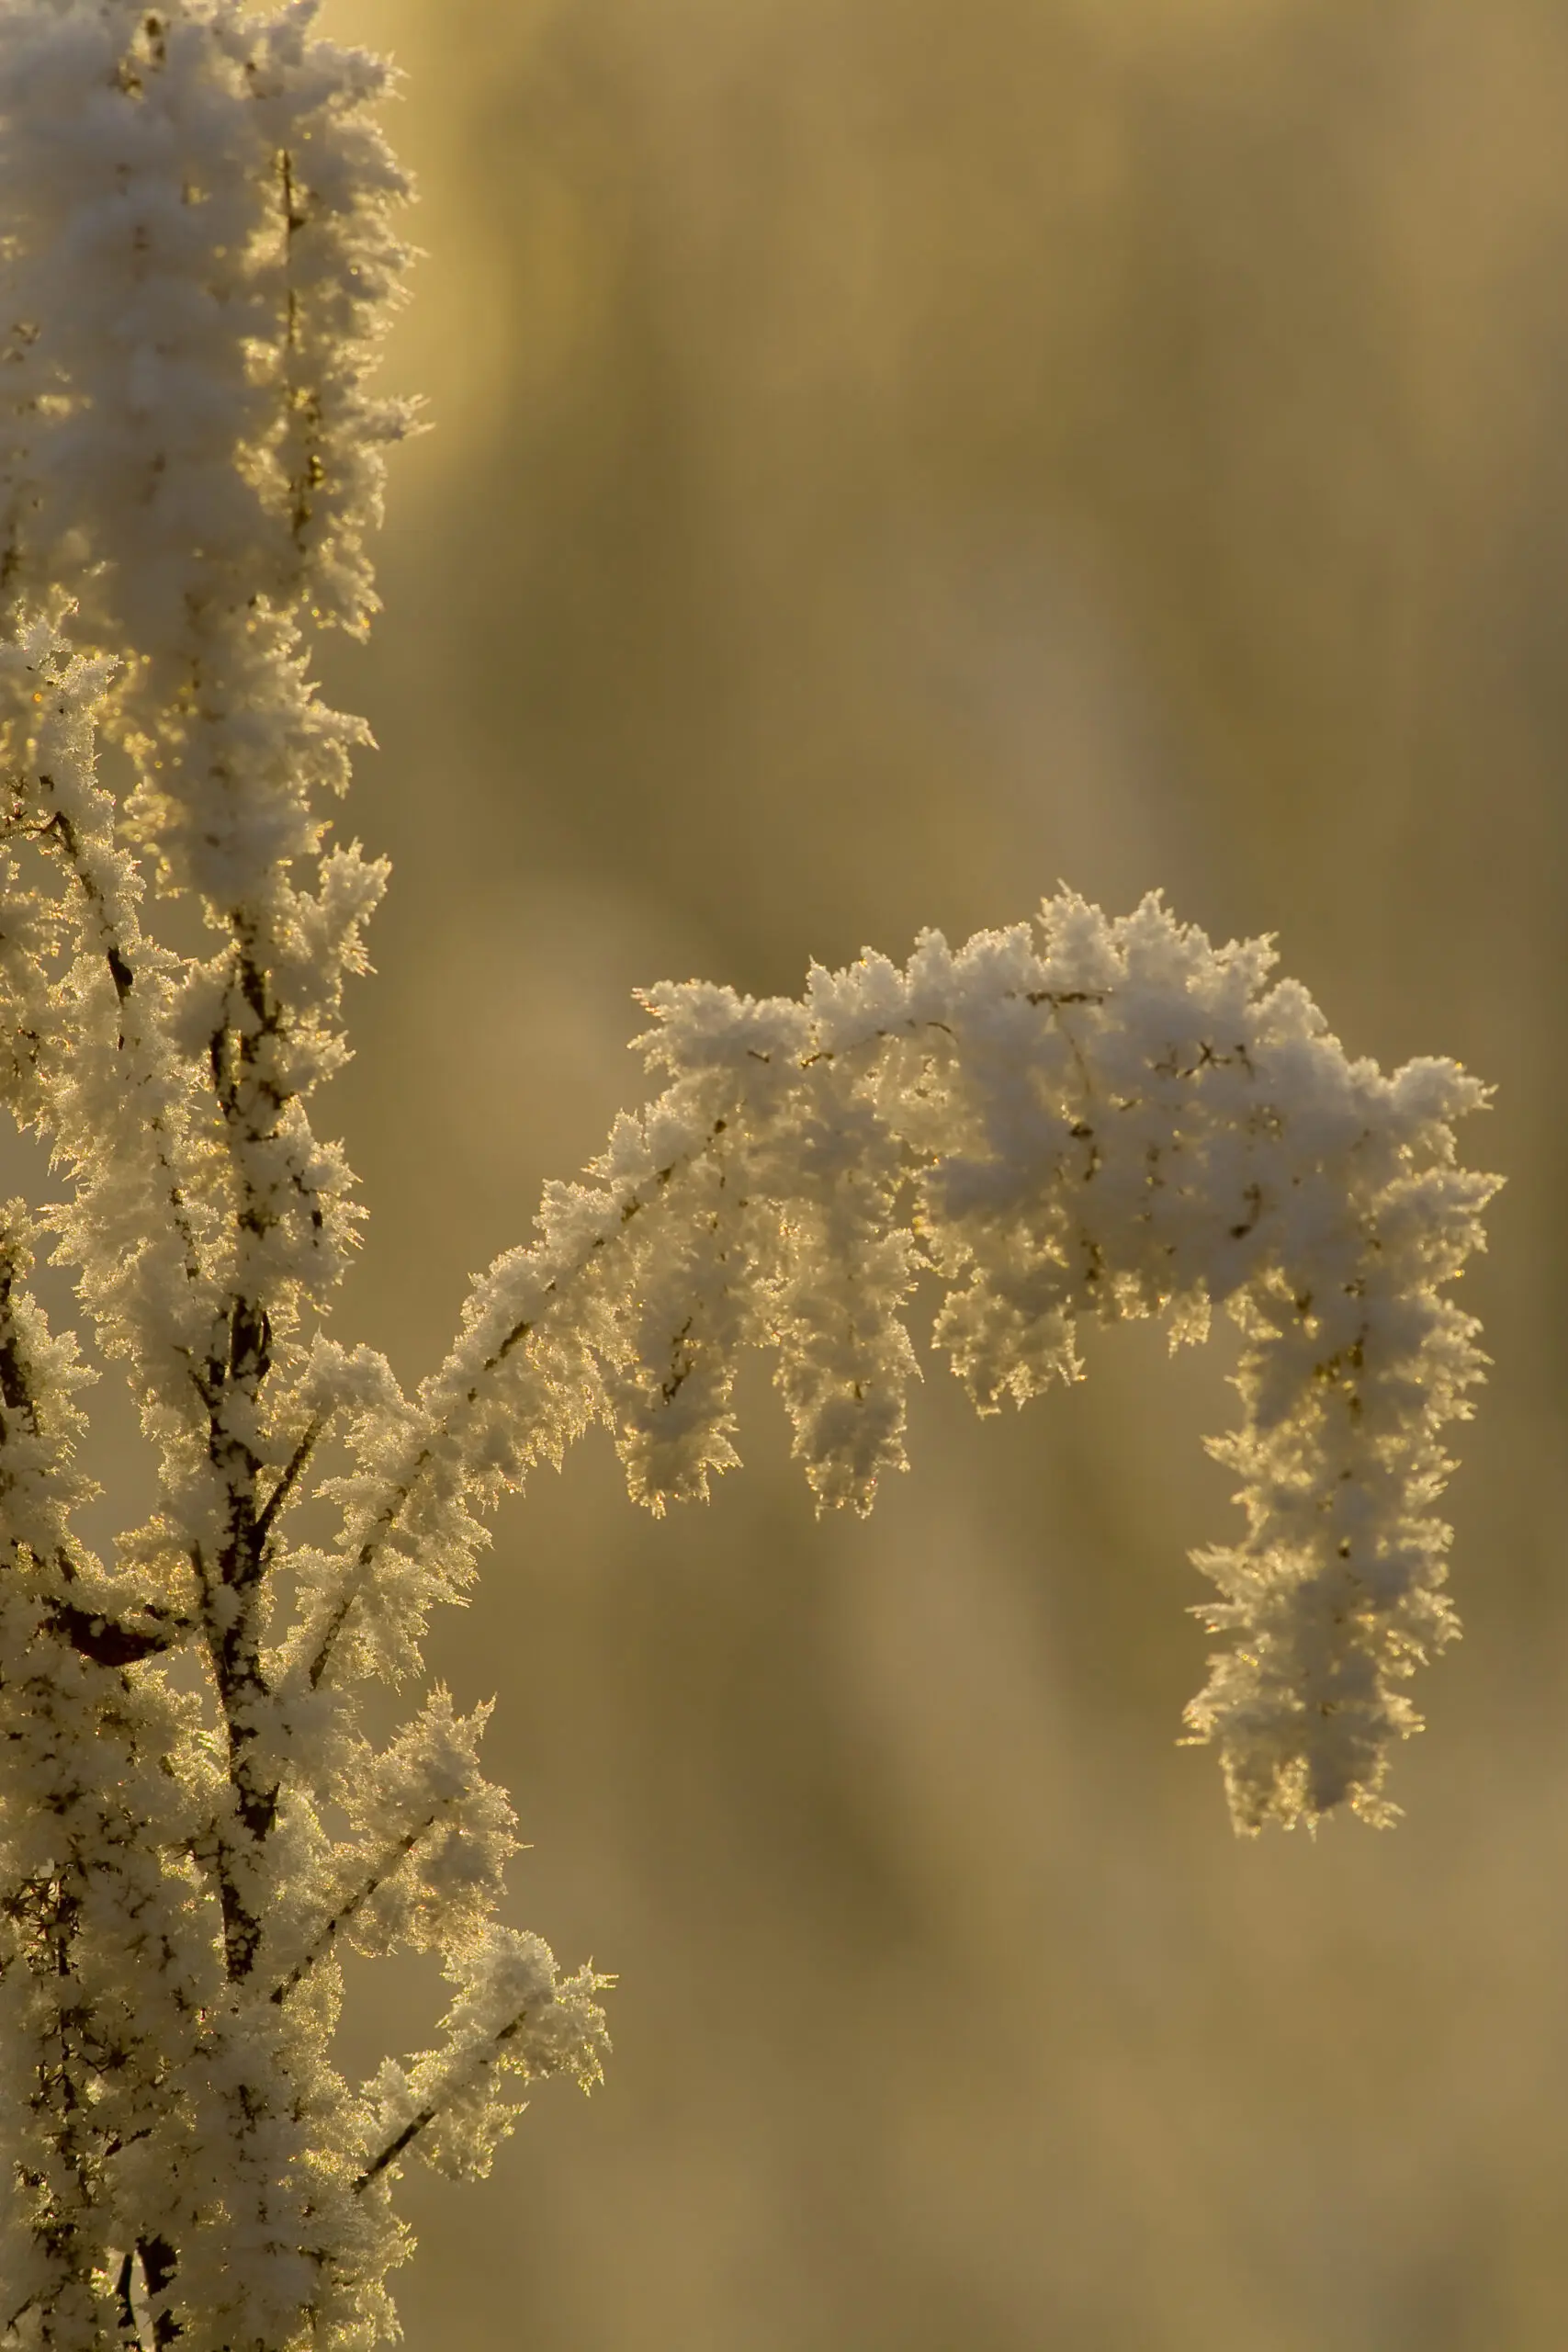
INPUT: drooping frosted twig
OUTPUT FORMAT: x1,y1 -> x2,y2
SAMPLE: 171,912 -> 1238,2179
302,895 -> 1493,1832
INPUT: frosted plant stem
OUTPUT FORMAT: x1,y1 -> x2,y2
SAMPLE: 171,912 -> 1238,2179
0,2 -> 1496,2342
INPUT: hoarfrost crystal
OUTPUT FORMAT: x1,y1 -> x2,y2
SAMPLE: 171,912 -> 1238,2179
0,1 -> 1496,2345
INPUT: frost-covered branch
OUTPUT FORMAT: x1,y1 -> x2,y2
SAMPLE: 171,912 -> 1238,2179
308,896 -> 1492,1832
356,1928 -> 610,2196
0,1 -> 1495,2346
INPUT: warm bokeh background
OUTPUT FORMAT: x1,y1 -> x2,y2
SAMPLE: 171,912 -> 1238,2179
304,3 -> 1568,2343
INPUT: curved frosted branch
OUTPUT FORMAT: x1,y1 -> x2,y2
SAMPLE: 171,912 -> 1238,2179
330,893 -> 1494,1831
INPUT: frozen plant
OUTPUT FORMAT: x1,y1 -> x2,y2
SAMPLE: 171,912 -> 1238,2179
0,0 -> 1497,2346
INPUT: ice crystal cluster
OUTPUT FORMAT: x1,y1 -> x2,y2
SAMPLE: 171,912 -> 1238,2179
0,0 -> 1496,2345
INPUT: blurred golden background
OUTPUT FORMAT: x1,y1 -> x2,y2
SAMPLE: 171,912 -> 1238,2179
308,2 -> 1568,2343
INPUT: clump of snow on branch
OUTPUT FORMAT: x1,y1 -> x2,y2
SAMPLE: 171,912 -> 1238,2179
0,0 -> 1495,2346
